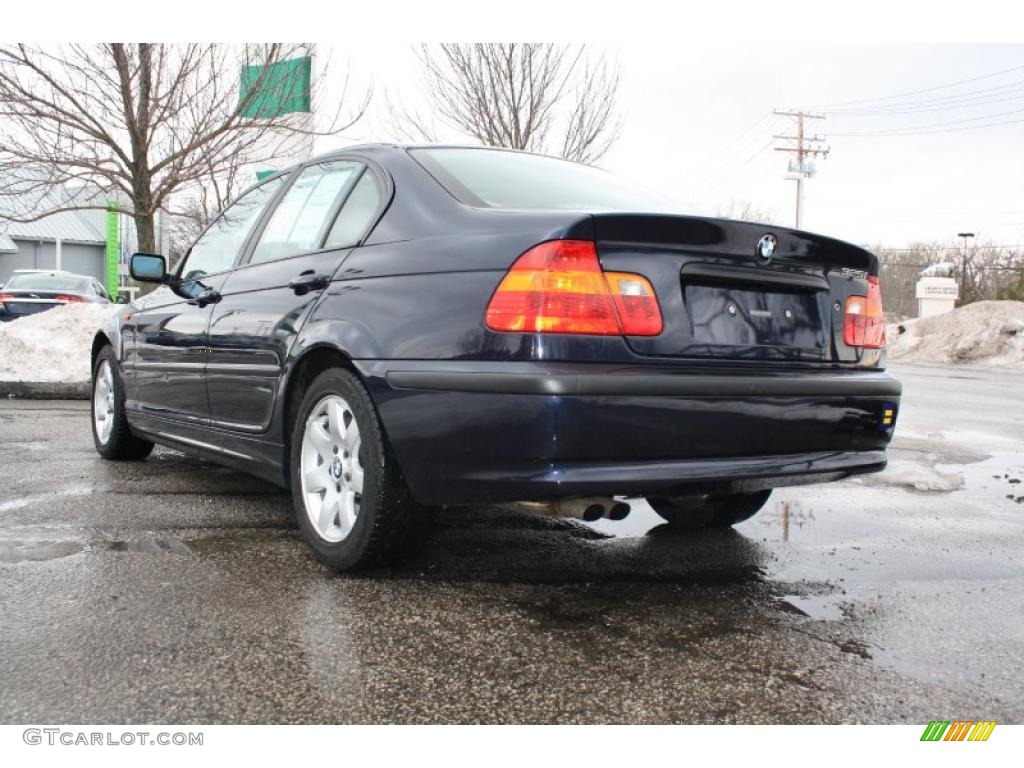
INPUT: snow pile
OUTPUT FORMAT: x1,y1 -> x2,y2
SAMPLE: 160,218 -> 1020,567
865,460 -> 964,493
0,303 -> 120,383
886,300 -> 1024,368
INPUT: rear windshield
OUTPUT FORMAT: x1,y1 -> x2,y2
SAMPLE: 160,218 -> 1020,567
4,274 -> 85,291
410,147 -> 679,213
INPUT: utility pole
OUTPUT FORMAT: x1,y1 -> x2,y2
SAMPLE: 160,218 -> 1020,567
957,232 -> 975,305
773,110 -> 828,229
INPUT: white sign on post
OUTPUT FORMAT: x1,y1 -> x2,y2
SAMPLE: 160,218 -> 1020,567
915,276 -> 958,318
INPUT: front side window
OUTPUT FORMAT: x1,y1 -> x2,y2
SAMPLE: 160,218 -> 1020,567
250,161 -> 363,264
179,175 -> 285,280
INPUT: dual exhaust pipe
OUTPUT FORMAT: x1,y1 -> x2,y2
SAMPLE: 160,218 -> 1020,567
512,497 -> 631,522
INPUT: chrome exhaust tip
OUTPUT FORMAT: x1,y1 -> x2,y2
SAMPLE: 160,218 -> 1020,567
606,501 -> 631,521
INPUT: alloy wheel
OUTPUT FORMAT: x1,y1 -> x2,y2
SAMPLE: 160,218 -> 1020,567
93,360 -> 115,445
300,394 -> 364,542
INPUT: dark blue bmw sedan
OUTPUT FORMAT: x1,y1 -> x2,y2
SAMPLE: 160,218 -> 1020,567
91,145 -> 899,571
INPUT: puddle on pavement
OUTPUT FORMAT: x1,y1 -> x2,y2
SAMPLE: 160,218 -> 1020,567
0,540 -> 84,563
581,497 -> 820,543
99,539 -> 194,555
0,537 -> 195,563
0,485 -> 94,513
776,594 -> 845,621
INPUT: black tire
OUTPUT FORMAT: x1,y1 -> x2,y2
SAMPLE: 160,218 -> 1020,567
91,346 -> 154,460
289,367 -> 432,571
647,489 -> 772,530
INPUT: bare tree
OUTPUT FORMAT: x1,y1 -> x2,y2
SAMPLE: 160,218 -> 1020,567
389,44 -> 621,164
0,43 -> 369,253
163,149 -> 253,262
715,200 -> 777,224
874,238 -> 1024,318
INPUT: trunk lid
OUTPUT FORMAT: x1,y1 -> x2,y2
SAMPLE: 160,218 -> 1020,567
591,213 -> 879,364
1,291 -> 70,317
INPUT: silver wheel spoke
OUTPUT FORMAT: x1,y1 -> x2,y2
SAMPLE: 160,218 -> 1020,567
349,453 -> 364,494
309,422 -> 332,458
328,401 -> 346,444
318,487 -> 339,531
304,465 -> 330,493
340,489 -> 357,530
342,418 -> 359,450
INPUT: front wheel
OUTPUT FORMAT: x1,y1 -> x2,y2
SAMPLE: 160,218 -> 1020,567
647,489 -> 772,530
91,346 -> 154,460
289,368 -> 432,571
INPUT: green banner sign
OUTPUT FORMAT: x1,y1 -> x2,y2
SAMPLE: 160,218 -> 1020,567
105,202 -> 119,301
240,56 -> 312,119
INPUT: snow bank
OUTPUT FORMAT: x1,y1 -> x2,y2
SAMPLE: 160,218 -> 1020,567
864,460 -> 964,493
0,303 -> 120,383
886,300 -> 1024,368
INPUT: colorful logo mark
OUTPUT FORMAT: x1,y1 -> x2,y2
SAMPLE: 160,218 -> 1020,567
920,721 -> 996,742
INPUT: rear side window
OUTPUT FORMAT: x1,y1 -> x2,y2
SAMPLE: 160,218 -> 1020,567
410,147 -> 676,213
250,161 -> 363,264
324,171 -> 382,248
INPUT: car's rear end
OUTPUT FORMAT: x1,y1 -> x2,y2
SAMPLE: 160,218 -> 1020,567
367,147 -> 901,506
0,272 -> 96,322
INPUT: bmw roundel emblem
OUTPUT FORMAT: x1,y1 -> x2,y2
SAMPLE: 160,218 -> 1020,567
756,234 -> 778,260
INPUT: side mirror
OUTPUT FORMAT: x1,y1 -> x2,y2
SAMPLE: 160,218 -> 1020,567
130,253 -> 168,283
115,295 -> 130,304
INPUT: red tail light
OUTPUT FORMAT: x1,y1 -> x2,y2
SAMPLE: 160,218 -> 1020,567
843,275 -> 886,349
0,294 -> 14,302
485,240 -> 663,336
55,295 -> 85,303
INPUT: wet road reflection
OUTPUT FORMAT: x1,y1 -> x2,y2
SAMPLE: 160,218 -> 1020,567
1,365 -> 1023,723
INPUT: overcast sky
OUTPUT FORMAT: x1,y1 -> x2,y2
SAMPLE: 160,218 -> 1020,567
314,42 -> 1024,250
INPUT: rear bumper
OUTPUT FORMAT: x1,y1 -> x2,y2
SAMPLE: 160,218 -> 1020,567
359,361 -> 900,505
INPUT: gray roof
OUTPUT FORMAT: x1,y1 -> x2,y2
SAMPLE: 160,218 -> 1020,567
0,232 -> 16,253
0,171 -> 107,245
1,208 -> 106,245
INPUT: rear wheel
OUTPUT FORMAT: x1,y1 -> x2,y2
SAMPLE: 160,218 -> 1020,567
647,489 -> 772,530
91,346 -> 154,460
289,368 -> 432,571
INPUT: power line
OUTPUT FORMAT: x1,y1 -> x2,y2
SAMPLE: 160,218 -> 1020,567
684,111 -> 775,179
812,63 -> 1024,110
699,140 -> 777,198
804,197 -> 1024,217
832,116 -> 1024,137
826,79 -> 1024,114
830,89 -> 1024,116
830,107 -> 1024,136
694,117 -> 785,189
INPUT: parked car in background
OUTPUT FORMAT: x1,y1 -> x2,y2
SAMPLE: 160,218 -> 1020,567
90,144 -> 900,572
0,270 -> 112,322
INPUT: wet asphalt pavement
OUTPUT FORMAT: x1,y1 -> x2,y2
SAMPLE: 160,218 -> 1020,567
0,362 -> 1022,724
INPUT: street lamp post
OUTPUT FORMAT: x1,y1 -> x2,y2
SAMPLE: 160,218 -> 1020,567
957,232 -> 975,305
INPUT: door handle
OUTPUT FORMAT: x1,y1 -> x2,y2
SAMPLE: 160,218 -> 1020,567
288,271 -> 331,296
